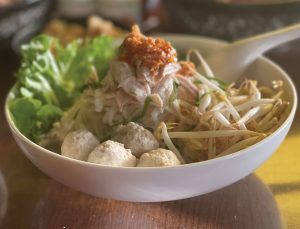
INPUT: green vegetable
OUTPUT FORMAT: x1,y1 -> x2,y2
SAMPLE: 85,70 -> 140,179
193,79 -> 202,85
194,76 -> 228,91
169,79 -> 180,105
10,34 -> 116,141
9,97 -> 42,138
196,90 -> 214,107
9,97 -> 63,141
130,97 -> 152,122
36,104 -> 63,133
110,97 -> 152,128
206,76 -> 228,90
195,93 -> 202,107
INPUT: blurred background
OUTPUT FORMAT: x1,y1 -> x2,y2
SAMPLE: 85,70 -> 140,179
1,0 -> 300,91
0,1 -> 300,228
2,0 -> 300,55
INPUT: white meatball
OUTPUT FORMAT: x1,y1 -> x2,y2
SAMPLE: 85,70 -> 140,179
87,140 -> 136,167
112,122 -> 159,157
137,148 -> 182,167
61,130 -> 99,161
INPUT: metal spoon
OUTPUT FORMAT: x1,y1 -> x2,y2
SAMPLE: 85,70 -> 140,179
206,23 -> 300,82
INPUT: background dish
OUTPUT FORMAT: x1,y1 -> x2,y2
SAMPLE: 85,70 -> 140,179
5,35 -> 297,202
163,0 -> 300,40
0,0 -> 53,53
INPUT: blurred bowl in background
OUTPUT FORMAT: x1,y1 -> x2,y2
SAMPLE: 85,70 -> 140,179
163,0 -> 300,41
0,0 -> 53,53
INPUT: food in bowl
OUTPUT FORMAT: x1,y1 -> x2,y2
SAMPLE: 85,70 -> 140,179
8,25 -> 290,167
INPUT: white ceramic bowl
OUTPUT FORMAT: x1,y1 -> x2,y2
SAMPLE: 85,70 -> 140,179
5,35 -> 298,202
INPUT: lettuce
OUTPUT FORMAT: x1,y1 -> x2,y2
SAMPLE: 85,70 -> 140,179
9,97 -> 42,139
9,98 -> 63,141
10,34 -> 116,141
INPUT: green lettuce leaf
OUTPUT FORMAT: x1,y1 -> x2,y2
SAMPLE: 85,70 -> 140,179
10,34 -> 116,141
9,97 -> 42,139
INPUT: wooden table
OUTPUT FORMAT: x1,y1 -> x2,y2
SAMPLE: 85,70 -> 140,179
0,38 -> 299,229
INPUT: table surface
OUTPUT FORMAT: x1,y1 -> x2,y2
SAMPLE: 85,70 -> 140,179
0,37 -> 299,229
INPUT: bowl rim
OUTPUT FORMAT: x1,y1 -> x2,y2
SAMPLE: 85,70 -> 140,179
5,34 -> 298,171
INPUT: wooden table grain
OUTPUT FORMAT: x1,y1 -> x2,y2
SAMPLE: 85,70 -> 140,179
1,38 -> 300,229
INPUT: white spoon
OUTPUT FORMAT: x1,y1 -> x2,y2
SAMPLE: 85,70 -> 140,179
206,23 -> 300,82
